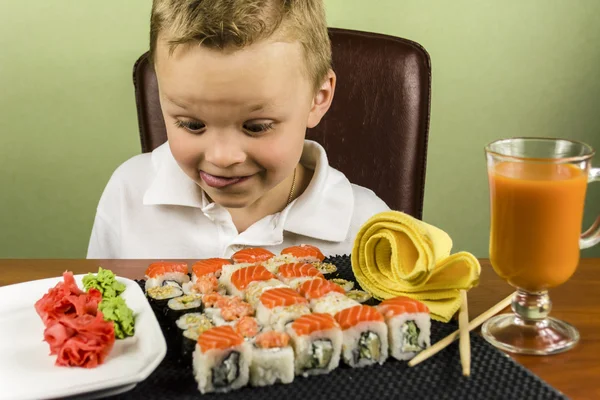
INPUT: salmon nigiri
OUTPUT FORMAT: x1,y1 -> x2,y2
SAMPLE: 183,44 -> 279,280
232,247 -> 275,264
297,278 -> 345,300
192,258 -> 232,280
281,244 -> 325,262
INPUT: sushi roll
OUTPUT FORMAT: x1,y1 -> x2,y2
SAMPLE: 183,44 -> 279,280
176,313 -> 214,364
244,279 -> 288,308
193,326 -> 252,394
286,313 -> 342,377
219,263 -> 253,292
346,290 -> 372,304
311,262 -> 337,275
334,305 -> 388,368
228,265 -> 275,298
377,296 -> 431,361
276,263 -> 324,289
280,244 -> 325,263
146,285 -> 184,319
298,279 -> 358,315
202,294 -> 253,326
329,278 -> 354,292
249,331 -> 295,387
262,254 -> 299,273
231,247 -> 275,264
183,258 -> 231,295
144,262 -> 189,291
166,294 -> 203,322
256,288 -> 310,331
191,258 -> 232,283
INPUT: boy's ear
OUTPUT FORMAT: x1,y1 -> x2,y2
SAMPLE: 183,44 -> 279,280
307,69 -> 336,128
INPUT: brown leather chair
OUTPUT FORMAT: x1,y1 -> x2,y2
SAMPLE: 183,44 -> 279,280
133,28 -> 431,219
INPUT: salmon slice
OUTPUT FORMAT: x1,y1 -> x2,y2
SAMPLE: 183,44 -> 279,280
377,296 -> 429,318
281,244 -> 325,262
290,313 -> 338,336
145,262 -> 188,278
232,247 -> 275,264
192,258 -> 232,278
230,265 -> 275,291
277,263 -> 324,279
334,305 -> 384,330
259,288 -> 308,309
198,325 -> 244,353
297,278 -> 345,300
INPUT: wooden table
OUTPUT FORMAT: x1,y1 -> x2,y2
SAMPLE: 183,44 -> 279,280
1,258 -> 599,399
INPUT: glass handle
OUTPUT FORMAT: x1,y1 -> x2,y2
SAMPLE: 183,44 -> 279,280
580,167 -> 600,249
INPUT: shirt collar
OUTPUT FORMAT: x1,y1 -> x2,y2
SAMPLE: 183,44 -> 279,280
142,140 -> 354,242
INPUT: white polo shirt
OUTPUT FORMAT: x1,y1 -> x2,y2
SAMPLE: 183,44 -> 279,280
87,140 -> 389,259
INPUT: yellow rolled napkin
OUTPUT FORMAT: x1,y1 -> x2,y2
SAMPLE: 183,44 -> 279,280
351,211 -> 481,322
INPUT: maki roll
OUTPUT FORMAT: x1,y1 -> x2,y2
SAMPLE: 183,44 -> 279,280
256,288 -> 310,331
329,278 -> 354,292
176,313 -> 214,365
193,326 -> 252,394
298,279 -> 357,315
249,331 -> 295,387
334,305 -> 388,368
166,294 -> 203,322
244,279 -> 288,308
183,258 -> 231,295
144,262 -> 189,291
146,285 -> 184,319
377,296 -> 431,361
286,313 -> 342,377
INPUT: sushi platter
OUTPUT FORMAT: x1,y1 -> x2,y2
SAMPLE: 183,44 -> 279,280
0,245 -> 568,400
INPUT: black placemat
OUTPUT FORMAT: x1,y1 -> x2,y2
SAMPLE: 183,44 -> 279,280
110,255 -> 567,400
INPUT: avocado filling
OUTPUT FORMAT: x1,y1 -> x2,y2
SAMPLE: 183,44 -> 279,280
212,351 -> 240,388
306,339 -> 333,370
401,320 -> 423,353
356,331 -> 381,362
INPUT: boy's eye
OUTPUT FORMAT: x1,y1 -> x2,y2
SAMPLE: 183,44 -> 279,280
174,119 -> 205,133
243,122 -> 274,134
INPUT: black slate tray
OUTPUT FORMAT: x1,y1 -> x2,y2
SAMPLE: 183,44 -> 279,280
108,255 -> 567,400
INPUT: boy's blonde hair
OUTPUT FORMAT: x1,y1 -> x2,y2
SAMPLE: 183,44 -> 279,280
150,0 -> 332,92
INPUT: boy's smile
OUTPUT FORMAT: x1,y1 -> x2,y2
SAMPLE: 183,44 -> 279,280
154,34 -> 335,231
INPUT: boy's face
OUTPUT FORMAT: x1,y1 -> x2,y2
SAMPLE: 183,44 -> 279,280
155,37 -> 334,210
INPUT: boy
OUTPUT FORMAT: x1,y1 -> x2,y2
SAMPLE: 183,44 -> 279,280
87,0 -> 389,259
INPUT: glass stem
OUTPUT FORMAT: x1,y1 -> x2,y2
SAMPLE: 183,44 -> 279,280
511,290 -> 551,321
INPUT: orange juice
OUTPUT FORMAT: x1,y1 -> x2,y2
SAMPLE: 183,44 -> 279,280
489,161 -> 587,291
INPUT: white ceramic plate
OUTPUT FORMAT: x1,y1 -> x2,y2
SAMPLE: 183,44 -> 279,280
0,274 -> 166,400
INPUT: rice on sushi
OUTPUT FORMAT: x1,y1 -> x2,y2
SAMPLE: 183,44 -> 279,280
334,305 -> 388,368
228,265 -> 275,298
280,244 -> 325,263
286,313 -> 342,377
193,326 -> 252,394
249,331 -> 294,387
377,296 -> 431,361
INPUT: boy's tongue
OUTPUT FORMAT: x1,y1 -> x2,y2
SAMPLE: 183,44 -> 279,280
200,171 -> 243,188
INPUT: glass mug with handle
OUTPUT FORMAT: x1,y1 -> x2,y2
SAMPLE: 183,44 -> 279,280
483,137 -> 599,355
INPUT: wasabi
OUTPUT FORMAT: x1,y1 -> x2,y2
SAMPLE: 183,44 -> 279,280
99,296 -> 135,339
83,267 -> 126,298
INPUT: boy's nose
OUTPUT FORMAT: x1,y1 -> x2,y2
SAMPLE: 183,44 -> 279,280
203,132 -> 246,168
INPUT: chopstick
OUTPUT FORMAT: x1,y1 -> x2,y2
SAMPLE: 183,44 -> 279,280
408,291 -> 514,368
459,290 -> 470,377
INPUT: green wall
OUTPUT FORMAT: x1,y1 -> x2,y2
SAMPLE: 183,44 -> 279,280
1,0 -> 599,258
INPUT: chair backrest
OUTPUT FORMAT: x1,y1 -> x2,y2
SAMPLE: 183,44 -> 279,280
133,28 -> 431,219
